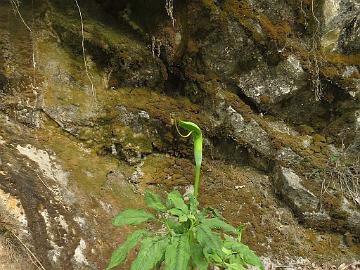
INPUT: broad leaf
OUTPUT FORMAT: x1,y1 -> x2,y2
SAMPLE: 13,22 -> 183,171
222,246 -> 234,256
191,243 -> 208,270
225,262 -> 246,270
168,208 -> 185,217
130,236 -> 169,270
228,255 -> 246,267
205,252 -> 223,264
201,207 -> 224,220
189,194 -> 199,213
196,224 -> 222,252
179,214 -> 189,223
167,191 -> 188,213
164,234 -> 190,270
145,190 -> 166,212
106,230 -> 147,270
165,218 -> 184,234
168,208 -> 189,224
202,218 -> 237,234
112,209 -> 155,227
224,238 -> 264,270
237,224 -> 245,242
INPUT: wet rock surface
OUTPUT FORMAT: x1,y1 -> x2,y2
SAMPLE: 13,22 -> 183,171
0,0 -> 359,269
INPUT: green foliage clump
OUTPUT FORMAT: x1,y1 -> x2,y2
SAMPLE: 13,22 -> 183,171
107,120 -> 264,270
107,190 -> 264,270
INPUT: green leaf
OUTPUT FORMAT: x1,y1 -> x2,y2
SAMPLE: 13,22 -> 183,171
164,234 -> 190,270
225,262 -> 246,270
130,236 -> 169,270
179,215 -> 189,223
168,209 -> 189,223
165,218 -> 184,234
106,230 -> 147,270
330,155 -> 339,163
224,238 -> 264,270
201,207 -> 224,220
228,254 -> 246,267
237,224 -> 245,242
206,253 -> 223,264
167,191 -> 188,213
202,218 -> 237,234
168,208 -> 185,217
191,243 -> 208,270
112,209 -> 155,227
189,194 -> 199,213
145,190 -> 166,212
196,224 -> 222,252
222,247 -> 234,256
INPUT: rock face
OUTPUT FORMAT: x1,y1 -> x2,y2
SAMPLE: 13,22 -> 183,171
236,55 -> 307,105
274,166 -> 320,214
0,0 -> 360,269
322,0 -> 360,53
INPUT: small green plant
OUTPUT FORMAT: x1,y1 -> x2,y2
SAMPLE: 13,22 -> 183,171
176,120 -> 203,198
107,121 -> 264,270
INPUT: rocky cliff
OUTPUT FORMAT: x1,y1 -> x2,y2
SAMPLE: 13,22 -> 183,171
0,0 -> 359,269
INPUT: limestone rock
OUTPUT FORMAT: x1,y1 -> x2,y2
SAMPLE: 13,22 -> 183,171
199,18 -> 261,80
215,96 -> 276,157
322,0 -> 360,53
236,55 -> 307,105
274,166 -> 319,214
341,198 -> 360,234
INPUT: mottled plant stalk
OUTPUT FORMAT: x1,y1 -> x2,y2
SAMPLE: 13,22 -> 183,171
176,120 -> 203,198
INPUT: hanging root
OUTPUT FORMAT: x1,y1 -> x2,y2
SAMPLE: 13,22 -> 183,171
9,0 -> 32,32
10,232 -> 46,270
0,227 -> 46,270
9,0 -> 37,90
165,0 -> 175,27
316,144 -> 360,208
300,0 -> 308,28
74,0 -> 96,98
309,0 -> 322,101
312,54 -> 322,101
151,36 -> 162,58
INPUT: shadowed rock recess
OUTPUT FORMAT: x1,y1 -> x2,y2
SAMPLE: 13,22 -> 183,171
0,0 -> 359,269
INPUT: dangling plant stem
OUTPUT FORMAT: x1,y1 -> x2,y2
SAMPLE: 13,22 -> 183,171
74,0 -> 96,98
176,120 -> 203,198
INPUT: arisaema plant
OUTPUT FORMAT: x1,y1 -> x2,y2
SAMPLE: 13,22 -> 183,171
107,120 -> 264,270
176,120 -> 202,198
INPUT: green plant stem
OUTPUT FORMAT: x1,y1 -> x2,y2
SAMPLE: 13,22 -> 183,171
176,120 -> 203,198
194,165 -> 201,198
